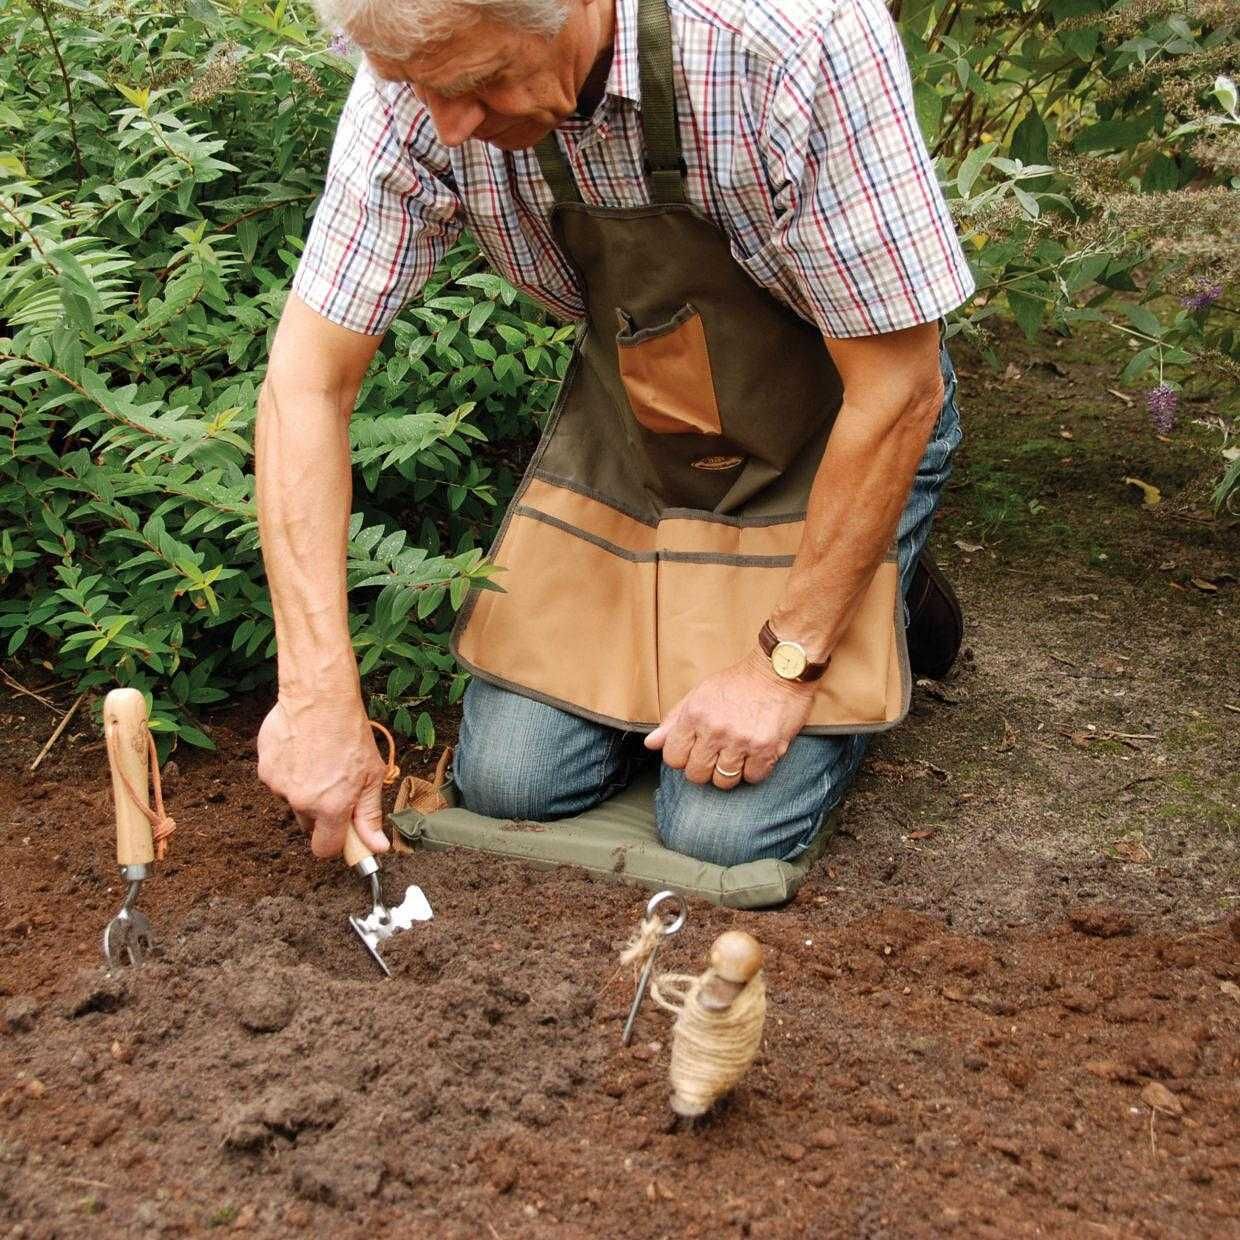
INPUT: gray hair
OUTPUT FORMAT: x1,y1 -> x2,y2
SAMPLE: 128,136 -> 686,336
315,0 -> 569,56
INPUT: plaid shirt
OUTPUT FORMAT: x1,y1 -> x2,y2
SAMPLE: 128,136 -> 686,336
294,0 -> 975,339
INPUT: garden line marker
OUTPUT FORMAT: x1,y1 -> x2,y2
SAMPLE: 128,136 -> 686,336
620,889 -> 686,1045
102,688 -> 174,968
345,723 -> 433,977
652,930 -> 767,1118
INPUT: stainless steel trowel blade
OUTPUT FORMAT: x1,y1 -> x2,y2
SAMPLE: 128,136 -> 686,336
349,884 -> 433,977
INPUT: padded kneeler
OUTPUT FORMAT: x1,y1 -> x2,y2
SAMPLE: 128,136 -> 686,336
389,771 -> 835,910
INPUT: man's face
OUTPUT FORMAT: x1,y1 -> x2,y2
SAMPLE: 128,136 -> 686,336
366,0 -> 602,150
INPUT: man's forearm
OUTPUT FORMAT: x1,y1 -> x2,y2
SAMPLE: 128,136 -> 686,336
255,378 -> 360,702
767,330 -> 944,664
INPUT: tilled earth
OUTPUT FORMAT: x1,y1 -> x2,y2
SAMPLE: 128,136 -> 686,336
2,324 -> 1238,1237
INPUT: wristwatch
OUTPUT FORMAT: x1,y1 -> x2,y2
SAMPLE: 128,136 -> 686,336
758,621 -> 831,683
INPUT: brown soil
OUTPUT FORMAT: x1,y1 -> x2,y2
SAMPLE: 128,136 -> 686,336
2,324 -> 1238,1237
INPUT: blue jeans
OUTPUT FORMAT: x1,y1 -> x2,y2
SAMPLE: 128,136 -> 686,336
454,341 -> 963,866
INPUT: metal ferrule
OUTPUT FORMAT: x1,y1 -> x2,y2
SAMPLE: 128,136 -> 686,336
119,863 -> 150,882
352,855 -> 379,879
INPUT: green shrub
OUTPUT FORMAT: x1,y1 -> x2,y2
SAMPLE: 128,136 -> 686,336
0,0 -> 570,746
898,0 -> 1238,499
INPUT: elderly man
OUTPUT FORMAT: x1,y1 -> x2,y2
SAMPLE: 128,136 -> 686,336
255,0 -> 974,867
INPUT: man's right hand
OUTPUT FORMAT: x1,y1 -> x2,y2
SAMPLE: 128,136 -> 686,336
257,698 -> 392,860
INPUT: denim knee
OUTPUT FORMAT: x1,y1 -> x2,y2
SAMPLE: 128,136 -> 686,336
654,734 -> 867,866
655,785 -> 819,867
452,737 -> 562,821
453,676 -> 631,821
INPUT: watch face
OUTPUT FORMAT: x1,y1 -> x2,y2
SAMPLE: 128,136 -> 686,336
771,641 -> 808,680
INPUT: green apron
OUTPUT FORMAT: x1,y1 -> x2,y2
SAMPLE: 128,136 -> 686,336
452,0 -> 910,735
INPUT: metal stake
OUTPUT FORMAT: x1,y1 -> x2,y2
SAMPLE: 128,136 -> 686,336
622,889 -> 686,1046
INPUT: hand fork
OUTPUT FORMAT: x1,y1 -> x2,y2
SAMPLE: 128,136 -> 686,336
102,689 -> 158,968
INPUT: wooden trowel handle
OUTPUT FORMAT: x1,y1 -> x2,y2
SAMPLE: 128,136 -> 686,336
104,688 -> 154,868
343,824 -> 375,871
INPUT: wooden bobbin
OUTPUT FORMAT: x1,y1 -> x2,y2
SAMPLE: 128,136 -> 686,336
699,930 -> 764,1012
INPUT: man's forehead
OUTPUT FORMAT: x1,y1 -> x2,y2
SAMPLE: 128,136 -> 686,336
367,23 -> 516,91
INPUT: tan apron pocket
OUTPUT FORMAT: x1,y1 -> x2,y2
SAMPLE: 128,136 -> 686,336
615,303 -> 722,435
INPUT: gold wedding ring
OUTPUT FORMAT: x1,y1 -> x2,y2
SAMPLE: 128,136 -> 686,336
714,763 -> 744,779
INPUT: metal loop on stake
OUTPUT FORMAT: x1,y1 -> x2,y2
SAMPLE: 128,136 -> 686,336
622,889 -> 686,1046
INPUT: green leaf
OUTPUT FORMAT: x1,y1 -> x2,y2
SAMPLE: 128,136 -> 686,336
1010,108 -> 1049,168
1074,118 -> 1151,153
1006,289 -> 1046,341
1119,302 -> 1163,339
912,84 -> 942,143
957,142 -> 998,199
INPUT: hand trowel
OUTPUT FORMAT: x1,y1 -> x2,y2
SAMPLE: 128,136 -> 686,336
344,825 -> 432,976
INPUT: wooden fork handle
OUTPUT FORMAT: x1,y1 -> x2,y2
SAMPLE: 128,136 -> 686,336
104,688 -> 154,869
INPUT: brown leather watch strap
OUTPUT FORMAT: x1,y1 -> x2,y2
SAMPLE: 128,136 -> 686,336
758,621 -> 830,683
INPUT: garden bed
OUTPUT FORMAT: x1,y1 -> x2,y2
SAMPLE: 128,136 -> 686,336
2,333 -> 1238,1237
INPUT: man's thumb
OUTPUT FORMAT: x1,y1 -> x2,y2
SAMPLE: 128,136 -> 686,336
644,721 -> 668,750
352,780 -> 390,855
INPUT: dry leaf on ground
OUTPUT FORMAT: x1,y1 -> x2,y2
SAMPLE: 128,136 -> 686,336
1123,477 -> 1162,507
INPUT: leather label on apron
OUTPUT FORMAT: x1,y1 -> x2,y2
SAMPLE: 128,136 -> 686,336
615,303 -> 722,435
691,454 -> 745,471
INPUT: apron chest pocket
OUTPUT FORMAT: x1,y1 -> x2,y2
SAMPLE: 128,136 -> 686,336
615,303 -> 722,435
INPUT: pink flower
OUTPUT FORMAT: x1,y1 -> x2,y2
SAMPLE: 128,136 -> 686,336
1181,278 -> 1223,311
1146,384 -> 1178,435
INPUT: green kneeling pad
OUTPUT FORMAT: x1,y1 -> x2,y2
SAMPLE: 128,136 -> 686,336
388,771 -> 836,910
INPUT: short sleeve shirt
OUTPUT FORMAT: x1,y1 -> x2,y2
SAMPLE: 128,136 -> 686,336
293,0 -> 975,339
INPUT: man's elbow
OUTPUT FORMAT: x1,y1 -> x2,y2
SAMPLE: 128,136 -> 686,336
883,369 -> 944,444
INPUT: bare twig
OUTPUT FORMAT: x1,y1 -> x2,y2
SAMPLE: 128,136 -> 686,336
0,667 -> 59,710
29,692 -> 86,772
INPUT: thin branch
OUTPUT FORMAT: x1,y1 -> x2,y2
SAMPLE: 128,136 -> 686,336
0,197 -> 55,268
29,692 -> 86,772
32,0 -> 84,180
0,667 -> 60,710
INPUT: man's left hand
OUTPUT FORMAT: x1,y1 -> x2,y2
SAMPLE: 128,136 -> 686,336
644,652 -> 816,790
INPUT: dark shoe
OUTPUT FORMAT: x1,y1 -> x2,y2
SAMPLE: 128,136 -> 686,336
906,552 -> 963,680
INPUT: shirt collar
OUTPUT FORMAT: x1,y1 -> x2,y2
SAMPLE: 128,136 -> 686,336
605,0 -> 641,105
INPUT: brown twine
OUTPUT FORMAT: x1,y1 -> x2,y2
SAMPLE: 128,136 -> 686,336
652,969 -> 767,1118
620,914 -> 664,971
368,719 -> 401,785
105,724 -> 175,861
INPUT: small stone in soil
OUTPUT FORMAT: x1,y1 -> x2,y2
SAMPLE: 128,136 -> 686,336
1140,1081 -> 1184,1116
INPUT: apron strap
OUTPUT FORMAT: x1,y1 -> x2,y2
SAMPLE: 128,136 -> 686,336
534,134 -> 584,205
637,0 -> 686,204
533,0 -> 686,207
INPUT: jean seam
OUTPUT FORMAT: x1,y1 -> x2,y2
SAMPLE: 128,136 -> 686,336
594,728 -> 628,804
